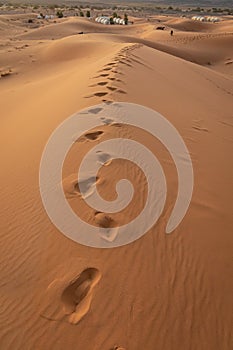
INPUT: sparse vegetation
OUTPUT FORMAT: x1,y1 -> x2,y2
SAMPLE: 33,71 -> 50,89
0,2 -> 231,24
56,10 -> 63,18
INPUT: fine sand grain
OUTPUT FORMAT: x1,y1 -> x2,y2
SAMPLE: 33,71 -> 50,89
0,13 -> 233,350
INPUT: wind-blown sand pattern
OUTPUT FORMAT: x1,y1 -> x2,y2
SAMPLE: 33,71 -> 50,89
0,11 -> 233,350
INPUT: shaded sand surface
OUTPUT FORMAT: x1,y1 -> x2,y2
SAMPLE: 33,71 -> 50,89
0,14 -> 233,350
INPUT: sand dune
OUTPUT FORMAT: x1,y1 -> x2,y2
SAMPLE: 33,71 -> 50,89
0,13 -> 233,350
18,17 -> 142,40
165,17 -> 215,32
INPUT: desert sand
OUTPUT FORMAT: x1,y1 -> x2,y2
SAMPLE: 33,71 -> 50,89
0,11 -> 233,350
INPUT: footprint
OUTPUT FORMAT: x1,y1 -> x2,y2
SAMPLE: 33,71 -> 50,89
88,107 -> 103,115
100,116 -> 114,124
62,268 -> 101,325
112,122 -> 122,127
74,176 -> 99,197
95,213 -> 119,242
62,174 -> 99,199
102,100 -> 113,104
112,70 -> 124,75
96,150 -> 112,165
117,89 -> 127,94
108,77 -> 123,83
41,267 -> 102,325
95,212 -> 113,228
0,69 -> 13,78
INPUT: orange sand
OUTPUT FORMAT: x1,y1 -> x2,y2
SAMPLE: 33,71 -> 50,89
0,14 -> 233,350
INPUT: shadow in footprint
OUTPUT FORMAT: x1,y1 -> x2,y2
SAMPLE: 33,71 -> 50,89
94,92 -> 108,97
84,130 -> 103,140
99,67 -> 112,72
93,73 -> 109,78
89,82 -> 108,87
104,63 -> 117,68
97,82 -> 108,86
85,92 -> 108,99
107,86 -> 117,91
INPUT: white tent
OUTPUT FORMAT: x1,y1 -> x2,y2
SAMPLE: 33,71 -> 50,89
192,15 -> 220,23
95,16 -> 110,25
96,17 -> 103,23
103,18 -> 110,25
192,16 -> 205,22
95,15 -> 127,25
